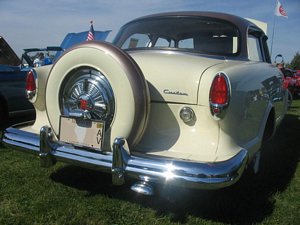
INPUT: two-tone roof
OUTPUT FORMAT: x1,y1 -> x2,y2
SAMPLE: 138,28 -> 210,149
129,11 -> 258,31
118,11 -> 267,59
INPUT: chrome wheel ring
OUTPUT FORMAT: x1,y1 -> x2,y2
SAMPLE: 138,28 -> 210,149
60,67 -> 115,128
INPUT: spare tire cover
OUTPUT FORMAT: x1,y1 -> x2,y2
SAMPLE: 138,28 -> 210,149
45,41 -> 150,150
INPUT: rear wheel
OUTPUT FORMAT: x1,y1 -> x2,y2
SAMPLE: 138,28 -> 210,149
45,41 -> 150,150
249,109 -> 275,174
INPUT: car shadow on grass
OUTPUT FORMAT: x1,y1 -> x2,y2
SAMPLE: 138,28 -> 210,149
50,112 -> 300,225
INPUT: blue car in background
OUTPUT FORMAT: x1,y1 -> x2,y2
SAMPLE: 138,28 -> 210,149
0,30 -> 110,126
21,30 -> 111,67
0,36 -> 34,124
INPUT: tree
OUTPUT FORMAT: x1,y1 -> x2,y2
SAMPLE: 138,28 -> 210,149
286,52 -> 300,69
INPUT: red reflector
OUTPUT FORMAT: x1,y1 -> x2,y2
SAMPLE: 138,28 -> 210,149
210,74 -> 228,105
25,71 -> 36,91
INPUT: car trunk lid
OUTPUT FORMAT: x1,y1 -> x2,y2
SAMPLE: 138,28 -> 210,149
129,50 -> 225,104
0,36 -> 21,67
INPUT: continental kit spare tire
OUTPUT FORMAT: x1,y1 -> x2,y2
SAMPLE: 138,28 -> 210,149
45,41 -> 150,150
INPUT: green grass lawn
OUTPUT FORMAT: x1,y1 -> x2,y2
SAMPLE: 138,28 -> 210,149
0,100 -> 299,225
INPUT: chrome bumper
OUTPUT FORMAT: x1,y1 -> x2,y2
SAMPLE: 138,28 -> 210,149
2,122 -> 248,194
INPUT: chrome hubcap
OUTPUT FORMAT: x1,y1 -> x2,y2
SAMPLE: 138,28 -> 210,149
60,67 -> 115,127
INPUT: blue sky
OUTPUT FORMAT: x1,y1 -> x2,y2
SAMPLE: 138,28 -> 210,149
1,0 -> 299,63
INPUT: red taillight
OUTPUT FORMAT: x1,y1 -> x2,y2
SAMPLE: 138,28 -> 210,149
26,70 -> 36,91
25,70 -> 37,101
210,74 -> 229,105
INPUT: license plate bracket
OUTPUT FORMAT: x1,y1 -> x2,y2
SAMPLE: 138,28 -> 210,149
59,116 -> 105,150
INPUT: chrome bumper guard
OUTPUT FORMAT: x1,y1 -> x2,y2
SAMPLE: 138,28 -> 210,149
2,123 -> 248,193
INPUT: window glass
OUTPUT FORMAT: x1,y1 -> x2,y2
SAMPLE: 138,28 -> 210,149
114,17 -> 240,56
247,35 -> 263,62
154,38 -> 171,47
178,38 -> 194,49
121,33 -> 150,49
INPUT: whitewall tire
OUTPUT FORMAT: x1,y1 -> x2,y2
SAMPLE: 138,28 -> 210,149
45,41 -> 150,150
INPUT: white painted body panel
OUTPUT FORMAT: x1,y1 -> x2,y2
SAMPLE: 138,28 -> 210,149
130,51 -> 224,104
130,51 -> 286,162
26,50 -> 286,163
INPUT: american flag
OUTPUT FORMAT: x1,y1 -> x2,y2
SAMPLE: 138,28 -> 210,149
86,21 -> 95,41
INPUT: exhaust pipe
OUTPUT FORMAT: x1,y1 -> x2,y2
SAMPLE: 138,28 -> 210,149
131,182 -> 154,196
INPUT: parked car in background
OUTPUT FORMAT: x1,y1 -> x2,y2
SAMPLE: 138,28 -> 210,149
21,47 -> 63,68
21,30 -> 111,68
282,68 -> 300,96
278,63 -> 300,108
2,12 -> 288,196
0,36 -> 35,124
55,29 -> 111,59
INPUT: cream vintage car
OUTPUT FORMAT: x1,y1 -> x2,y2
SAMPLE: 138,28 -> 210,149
2,12 -> 287,195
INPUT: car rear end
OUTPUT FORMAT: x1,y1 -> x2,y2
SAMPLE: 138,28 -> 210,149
3,12 -> 264,195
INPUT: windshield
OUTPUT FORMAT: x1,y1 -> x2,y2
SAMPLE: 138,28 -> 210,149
114,17 -> 240,56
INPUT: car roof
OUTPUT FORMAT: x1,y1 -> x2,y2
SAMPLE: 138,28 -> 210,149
121,11 -> 267,60
128,11 -> 261,33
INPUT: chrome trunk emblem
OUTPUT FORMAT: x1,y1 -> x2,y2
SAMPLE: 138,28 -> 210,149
163,89 -> 188,96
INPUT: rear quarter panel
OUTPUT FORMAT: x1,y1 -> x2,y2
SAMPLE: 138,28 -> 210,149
28,65 -> 52,132
199,60 -> 286,160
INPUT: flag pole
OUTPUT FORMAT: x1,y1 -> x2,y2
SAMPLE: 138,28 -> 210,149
270,13 -> 276,60
271,0 -> 288,61
270,0 -> 278,60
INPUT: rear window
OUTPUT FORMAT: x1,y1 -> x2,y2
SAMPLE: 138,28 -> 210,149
114,17 -> 240,56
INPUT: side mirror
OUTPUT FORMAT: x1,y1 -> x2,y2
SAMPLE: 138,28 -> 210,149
274,54 -> 284,64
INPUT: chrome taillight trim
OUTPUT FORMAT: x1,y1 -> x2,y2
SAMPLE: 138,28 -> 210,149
209,72 -> 230,120
26,69 -> 38,103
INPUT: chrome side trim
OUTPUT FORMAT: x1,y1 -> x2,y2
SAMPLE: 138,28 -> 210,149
2,125 -> 248,190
